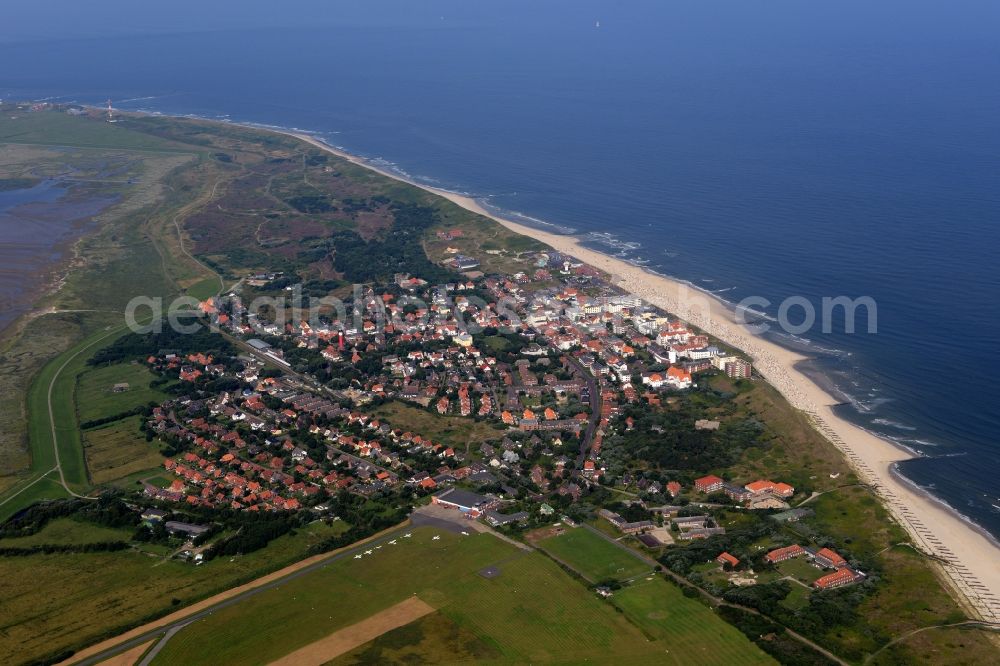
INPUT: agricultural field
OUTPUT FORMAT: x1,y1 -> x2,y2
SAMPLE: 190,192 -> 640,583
151,528 -> 771,666
75,361 -> 167,423
0,520 -> 350,665
536,526 -> 651,583
83,415 -> 163,484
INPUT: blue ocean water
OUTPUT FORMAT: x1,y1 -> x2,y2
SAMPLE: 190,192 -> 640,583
2,1 -> 999,536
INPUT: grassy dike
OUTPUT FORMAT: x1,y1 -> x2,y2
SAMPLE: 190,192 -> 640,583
0,108 -> 219,517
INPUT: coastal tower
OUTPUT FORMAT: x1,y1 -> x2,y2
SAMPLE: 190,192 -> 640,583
106,98 -> 117,123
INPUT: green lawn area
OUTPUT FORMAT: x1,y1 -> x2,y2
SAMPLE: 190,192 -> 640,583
184,276 -> 224,301
0,517 -> 132,547
332,611 -> 502,664
76,362 -> 167,423
537,526 -> 650,583
153,529 -> 769,666
0,520 -> 352,665
0,109 -> 195,153
780,582 -> 812,611
612,577 -> 775,665
775,556 -> 823,586
373,400 -> 504,449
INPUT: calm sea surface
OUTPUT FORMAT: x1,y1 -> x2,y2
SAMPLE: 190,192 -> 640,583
2,1 -> 998,537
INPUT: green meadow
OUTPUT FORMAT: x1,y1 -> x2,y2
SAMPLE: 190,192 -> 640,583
538,526 -> 651,583
153,529 -> 772,666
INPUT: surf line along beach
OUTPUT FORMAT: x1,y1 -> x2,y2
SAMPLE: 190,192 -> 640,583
282,129 -> 1000,622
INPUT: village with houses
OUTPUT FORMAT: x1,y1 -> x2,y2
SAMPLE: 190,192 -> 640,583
102,242 -> 876,617
5,108 -> 994,666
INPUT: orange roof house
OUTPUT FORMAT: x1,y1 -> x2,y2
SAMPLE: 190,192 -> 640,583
814,568 -> 862,589
744,479 -> 795,497
716,552 -> 740,568
694,475 -> 725,493
765,544 -> 807,564
666,366 -> 692,385
814,547 -> 847,569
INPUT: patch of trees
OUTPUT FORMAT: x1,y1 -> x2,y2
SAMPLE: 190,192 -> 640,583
0,494 -> 139,539
80,404 -> 154,429
717,606 -> 838,666
327,204 -> 458,284
660,519 -> 774,575
0,541 -> 129,557
605,400 -> 765,472
723,581 -> 792,615
88,327 -> 234,366
206,513 -> 299,558
606,501 -> 651,523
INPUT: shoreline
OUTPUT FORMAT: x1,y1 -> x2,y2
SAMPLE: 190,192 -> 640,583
16,106 -> 997,620
284,129 -> 1000,622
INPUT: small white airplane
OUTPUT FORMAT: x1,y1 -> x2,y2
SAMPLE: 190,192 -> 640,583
388,540 -> 397,545
364,549 -> 373,555
354,554 -> 362,559
403,533 -> 412,538
460,531 -> 469,536
375,545 -> 382,549
432,535 -> 441,540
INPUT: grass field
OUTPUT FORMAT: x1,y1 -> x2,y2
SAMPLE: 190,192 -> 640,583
331,611 -> 502,665
612,577 -> 775,665
775,556 -> 823,586
151,528 -> 771,666
537,526 -> 651,583
0,517 -> 132,547
184,276 -> 224,301
83,416 -> 164,484
0,109 -> 195,153
76,362 -> 167,423
0,520 -> 351,665
373,400 -> 505,450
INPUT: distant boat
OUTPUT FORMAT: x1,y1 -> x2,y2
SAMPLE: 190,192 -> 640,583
595,20 -> 601,28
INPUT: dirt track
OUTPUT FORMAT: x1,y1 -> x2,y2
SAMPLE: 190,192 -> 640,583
268,596 -> 434,666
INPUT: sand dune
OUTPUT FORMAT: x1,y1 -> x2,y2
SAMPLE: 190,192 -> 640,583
290,132 -> 1000,623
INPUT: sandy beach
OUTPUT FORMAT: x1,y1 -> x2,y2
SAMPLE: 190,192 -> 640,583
288,131 -> 1000,622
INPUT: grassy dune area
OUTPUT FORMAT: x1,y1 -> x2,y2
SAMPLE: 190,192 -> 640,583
153,529 -> 772,666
